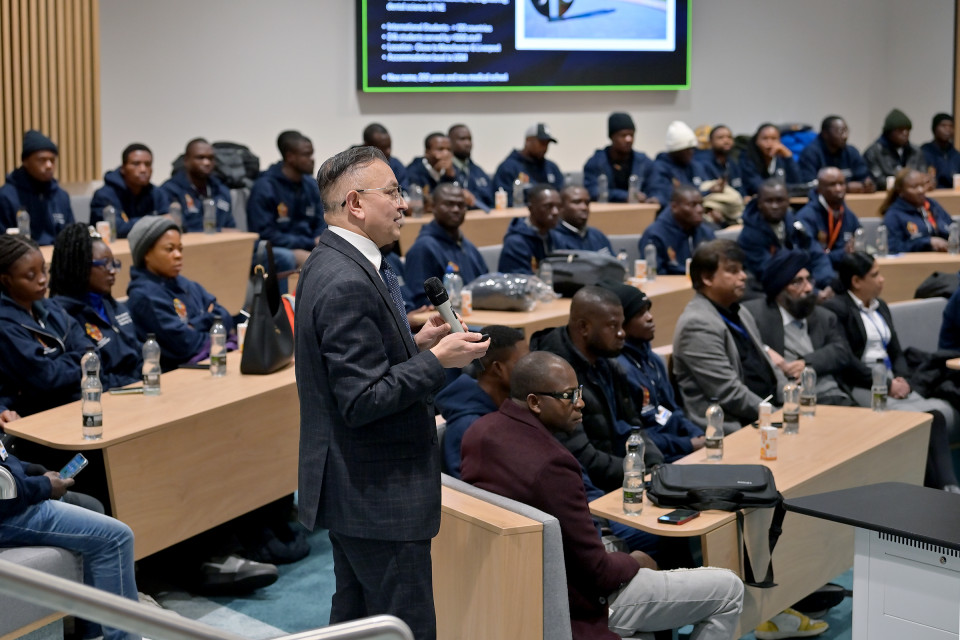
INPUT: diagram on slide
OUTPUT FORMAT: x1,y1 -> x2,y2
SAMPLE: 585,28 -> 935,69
517,0 -> 675,51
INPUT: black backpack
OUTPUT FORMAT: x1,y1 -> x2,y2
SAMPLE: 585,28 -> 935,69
542,250 -> 626,298
169,141 -> 260,189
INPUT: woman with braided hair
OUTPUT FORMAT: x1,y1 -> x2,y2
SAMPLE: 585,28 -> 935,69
0,233 -> 88,416
50,223 -> 141,389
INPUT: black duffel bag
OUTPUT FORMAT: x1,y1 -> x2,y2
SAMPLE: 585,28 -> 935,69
542,250 -> 626,297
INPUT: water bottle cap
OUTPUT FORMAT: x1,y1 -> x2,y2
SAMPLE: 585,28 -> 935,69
445,265 -> 455,273
146,333 -> 156,340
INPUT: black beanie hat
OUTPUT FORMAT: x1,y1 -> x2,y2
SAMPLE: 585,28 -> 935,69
599,281 -> 650,322
21,130 -> 58,160
932,113 -> 954,133
761,249 -> 809,299
883,109 -> 912,133
608,112 -> 635,138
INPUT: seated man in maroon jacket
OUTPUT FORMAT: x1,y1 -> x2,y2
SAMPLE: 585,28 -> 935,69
461,351 -> 744,640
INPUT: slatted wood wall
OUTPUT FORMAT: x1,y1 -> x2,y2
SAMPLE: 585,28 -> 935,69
0,0 -> 100,183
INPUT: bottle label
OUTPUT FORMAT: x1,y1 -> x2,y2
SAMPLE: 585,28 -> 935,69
211,355 -> 226,367
144,373 -> 160,385
82,414 -> 103,427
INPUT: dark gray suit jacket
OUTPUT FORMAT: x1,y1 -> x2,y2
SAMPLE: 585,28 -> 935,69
742,298 -> 854,378
295,229 -> 445,540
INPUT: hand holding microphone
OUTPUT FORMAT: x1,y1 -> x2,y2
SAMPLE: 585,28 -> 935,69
421,277 -> 489,367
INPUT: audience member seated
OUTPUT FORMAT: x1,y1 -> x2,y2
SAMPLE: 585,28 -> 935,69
492,123 -> 564,207
403,183 -> 489,308
673,240 -> 786,432
798,116 -> 875,192
363,122 -> 408,191
0,130 -> 73,245
603,283 -> 705,462
864,109 -> 929,187
939,285 -> 960,352
448,124 -> 494,210
823,252 -> 959,491
740,123 -> 802,196
90,143 -> 171,238
739,179 -> 835,292
796,167 -> 863,268
921,113 -> 960,190
530,286 -> 663,492
881,168 -> 952,253
695,124 -> 745,197
647,120 -> 714,206
161,138 -> 236,232
126,217 -> 236,370
551,185 -> 614,254
743,250 -> 856,406
0,234 -> 86,416
247,130 -> 325,278
583,112 -> 655,204
461,351 -> 745,640
50,223 -> 141,390
405,132 -> 459,207
497,183 -> 560,274
436,325 -> 527,478
639,185 -> 715,275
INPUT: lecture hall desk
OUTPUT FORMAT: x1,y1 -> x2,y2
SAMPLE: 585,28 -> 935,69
39,231 -> 259,313
790,188 -> 960,218
397,202 -> 658,252
3,357 -> 298,560
874,253 -> 960,302
589,405 -> 930,635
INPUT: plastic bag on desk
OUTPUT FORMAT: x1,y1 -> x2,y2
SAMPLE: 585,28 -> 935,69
465,273 -> 559,312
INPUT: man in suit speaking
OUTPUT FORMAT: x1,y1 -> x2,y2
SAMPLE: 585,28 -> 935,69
295,145 -> 489,639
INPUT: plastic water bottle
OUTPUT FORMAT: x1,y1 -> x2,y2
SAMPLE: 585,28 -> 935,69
442,266 -> 463,313
538,260 -> 553,289
949,222 -> 960,255
627,174 -> 640,203
783,380 -> 800,434
704,398 -> 723,460
408,185 -> 425,217
799,366 -> 817,417
142,333 -> 161,396
616,249 -> 630,281
644,243 -> 658,281
875,224 -> 888,258
15,209 -> 30,238
81,347 -> 103,440
853,227 -> 866,252
210,315 -> 227,377
871,359 -> 888,412
597,174 -> 609,203
622,438 -> 644,516
168,201 -> 183,227
512,179 -> 525,207
202,197 -> 217,234
101,205 -> 117,242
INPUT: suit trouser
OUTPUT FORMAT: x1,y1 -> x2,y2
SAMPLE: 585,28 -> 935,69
328,531 -> 435,640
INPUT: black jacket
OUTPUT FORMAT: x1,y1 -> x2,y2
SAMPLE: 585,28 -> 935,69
530,325 -> 663,492
822,293 -> 909,388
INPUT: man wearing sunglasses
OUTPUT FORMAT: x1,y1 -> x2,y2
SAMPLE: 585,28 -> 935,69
462,351 -> 744,640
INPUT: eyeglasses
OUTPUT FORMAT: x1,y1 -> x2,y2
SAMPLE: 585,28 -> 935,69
533,385 -> 583,404
91,258 -> 121,271
340,185 -> 404,208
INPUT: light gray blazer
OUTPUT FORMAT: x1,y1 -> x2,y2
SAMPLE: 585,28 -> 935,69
672,292 -> 786,433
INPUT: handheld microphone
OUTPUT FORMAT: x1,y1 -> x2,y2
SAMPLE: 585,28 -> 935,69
423,277 -> 464,333
792,221 -> 812,249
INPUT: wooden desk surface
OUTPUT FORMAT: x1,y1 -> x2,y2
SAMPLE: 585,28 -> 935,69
790,189 -> 960,218
398,202 -> 658,252
39,231 -> 258,312
875,253 -> 960,302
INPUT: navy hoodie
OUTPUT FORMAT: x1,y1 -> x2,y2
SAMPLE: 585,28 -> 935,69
883,195 -> 953,253
797,136 -> 870,184
694,149 -> 745,195
551,221 -> 613,255
404,220 -> 490,308
453,158 -> 494,210
618,340 -> 704,462
89,169 -> 171,238
646,152 -> 712,206
247,162 -> 325,250
795,196 -> 862,268
0,168 -> 74,245
582,147 -> 654,203
638,208 -> 715,275
498,217 -> 554,274
404,157 -> 458,196
0,453 -> 53,518
126,266 -> 233,370
0,296 -> 87,416
492,150 -> 565,207
388,156 -> 409,192
921,141 -> 960,189
738,199 -> 835,286
435,373 -> 498,478
740,154 -> 801,196
160,171 -> 236,232
54,294 -> 142,390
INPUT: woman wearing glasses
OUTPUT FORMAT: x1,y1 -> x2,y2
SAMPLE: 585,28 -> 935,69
50,222 -> 142,390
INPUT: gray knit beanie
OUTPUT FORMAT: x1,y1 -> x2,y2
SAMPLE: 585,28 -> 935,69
128,216 -> 180,268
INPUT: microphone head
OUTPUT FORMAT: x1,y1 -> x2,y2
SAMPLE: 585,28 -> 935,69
423,277 -> 449,306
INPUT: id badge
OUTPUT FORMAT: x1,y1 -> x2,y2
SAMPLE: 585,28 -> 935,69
655,405 -> 672,426
0,438 -> 8,461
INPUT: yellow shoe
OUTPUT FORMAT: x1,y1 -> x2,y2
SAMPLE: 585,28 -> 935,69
754,607 -> 829,639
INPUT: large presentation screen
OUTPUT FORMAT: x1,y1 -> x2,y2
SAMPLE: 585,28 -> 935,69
357,0 -> 690,92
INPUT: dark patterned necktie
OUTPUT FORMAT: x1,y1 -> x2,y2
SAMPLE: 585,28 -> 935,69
380,260 -> 412,335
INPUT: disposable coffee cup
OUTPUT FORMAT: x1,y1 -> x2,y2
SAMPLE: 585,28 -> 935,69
886,175 -> 895,191
634,259 -> 647,280
953,174 -> 960,190
237,322 -> 248,353
760,425 -> 779,460
95,221 -> 111,242
685,258 -> 692,280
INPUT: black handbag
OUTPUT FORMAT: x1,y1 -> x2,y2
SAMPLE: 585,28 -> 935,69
648,464 -> 786,588
240,249 -> 294,375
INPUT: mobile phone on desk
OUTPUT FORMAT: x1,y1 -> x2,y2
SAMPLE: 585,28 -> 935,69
109,385 -> 144,395
658,508 -> 700,525
59,453 -> 88,479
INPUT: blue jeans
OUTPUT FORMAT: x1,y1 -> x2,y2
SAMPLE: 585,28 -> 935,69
0,500 -> 140,640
